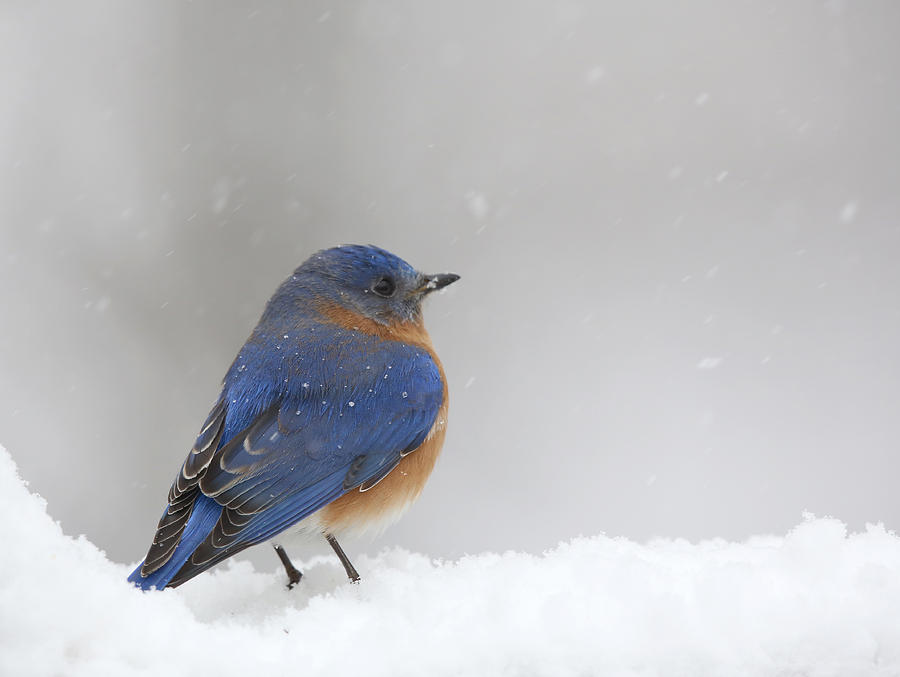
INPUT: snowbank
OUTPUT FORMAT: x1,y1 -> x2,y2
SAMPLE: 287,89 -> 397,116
1,445 -> 899,677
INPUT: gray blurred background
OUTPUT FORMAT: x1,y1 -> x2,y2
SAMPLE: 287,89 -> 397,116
1,1 -> 899,570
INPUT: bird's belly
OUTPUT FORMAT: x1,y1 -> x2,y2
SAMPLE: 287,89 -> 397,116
318,401 -> 448,537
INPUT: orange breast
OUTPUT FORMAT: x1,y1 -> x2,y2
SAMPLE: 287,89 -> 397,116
315,301 -> 450,536
319,398 -> 448,535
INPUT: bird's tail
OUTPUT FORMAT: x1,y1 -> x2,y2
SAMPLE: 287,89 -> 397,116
127,495 -> 223,591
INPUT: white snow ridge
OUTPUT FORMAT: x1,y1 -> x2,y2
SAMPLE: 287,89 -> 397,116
1,445 -> 900,677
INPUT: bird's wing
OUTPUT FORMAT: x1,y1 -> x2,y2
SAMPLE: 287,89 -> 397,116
136,339 -> 443,586
137,396 -> 228,576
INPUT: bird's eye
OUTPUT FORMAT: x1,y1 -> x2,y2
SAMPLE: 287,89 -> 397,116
371,276 -> 396,298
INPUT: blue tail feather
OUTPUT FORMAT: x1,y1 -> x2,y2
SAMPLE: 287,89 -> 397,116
127,495 -> 223,590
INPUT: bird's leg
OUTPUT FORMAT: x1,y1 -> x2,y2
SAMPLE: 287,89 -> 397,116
325,533 -> 360,583
273,544 -> 303,589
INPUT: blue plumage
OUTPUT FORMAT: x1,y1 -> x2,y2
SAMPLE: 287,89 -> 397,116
130,496 -> 222,591
128,245 -> 458,590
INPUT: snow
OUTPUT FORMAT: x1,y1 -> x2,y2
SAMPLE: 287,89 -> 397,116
585,66 -> 605,85
841,201 -> 859,224
697,357 -> 724,369
2,445 -> 900,677
464,190 -> 489,221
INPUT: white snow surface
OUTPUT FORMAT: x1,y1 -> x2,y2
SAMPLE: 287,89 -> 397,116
2,445 -> 900,677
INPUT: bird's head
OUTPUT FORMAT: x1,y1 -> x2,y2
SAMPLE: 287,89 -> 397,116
290,244 -> 459,326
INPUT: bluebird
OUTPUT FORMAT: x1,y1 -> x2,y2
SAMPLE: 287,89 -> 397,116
128,244 -> 458,590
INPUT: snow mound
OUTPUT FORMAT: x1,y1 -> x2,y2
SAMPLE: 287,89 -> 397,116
2,446 -> 900,677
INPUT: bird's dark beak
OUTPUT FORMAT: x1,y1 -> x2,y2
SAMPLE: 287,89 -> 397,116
421,273 -> 460,293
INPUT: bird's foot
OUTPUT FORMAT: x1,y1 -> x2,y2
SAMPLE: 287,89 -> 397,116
285,570 -> 302,590
274,544 -> 303,591
325,533 -> 361,583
